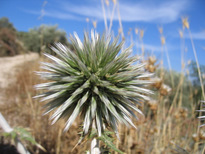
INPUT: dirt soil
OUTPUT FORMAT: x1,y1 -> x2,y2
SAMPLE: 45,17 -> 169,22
0,53 -> 39,104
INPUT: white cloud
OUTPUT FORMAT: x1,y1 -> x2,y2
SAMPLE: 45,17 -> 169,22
23,0 -> 190,23
134,42 -> 175,53
186,31 -> 205,40
172,30 -> 205,40
140,43 -> 162,52
22,9 -> 80,20
124,37 -> 162,52
61,0 -> 189,23
44,11 -> 80,20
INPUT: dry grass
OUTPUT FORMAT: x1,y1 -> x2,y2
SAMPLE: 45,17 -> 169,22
0,59 -> 90,154
0,55 -> 204,153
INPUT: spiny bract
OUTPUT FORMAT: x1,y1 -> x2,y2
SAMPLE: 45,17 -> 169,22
35,31 -> 153,139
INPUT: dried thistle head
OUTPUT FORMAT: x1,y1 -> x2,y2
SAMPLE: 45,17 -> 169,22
118,28 -> 122,34
154,126 -> 159,133
179,107 -> 188,114
161,36 -> 165,46
160,84 -> 171,96
151,77 -> 163,89
149,128 -> 154,134
35,31 -> 153,140
145,56 -> 157,73
105,0 -> 109,6
140,29 -> 144,39
135,28 -> 139,35
192,133 -> 199,142
174,112 -> 180,119
112,0 -> 117,5
145,64 -> 156,73
159,27 -> 163,34
182,17 -> 189,29
178,107 -> 188,118
199,131 -> 205,140
92,21 -> 97,28
148,56 -> 156,65
147,100 -> 158,110
192,131 -> 205,142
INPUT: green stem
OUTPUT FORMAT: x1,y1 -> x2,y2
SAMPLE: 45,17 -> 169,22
91,123 -> 100,154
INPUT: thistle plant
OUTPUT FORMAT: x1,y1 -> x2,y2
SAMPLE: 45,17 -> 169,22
35,31 -> 152,151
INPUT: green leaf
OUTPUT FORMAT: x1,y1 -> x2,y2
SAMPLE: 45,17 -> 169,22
95,108 -> 103,136
50,80 -> 90,122
91,96 -> 97,120
83,104 -> 92,135
98,133 -> 124,154
64,92 -> 90,132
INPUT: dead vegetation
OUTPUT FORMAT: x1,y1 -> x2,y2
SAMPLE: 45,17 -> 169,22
0,55 -> 204,153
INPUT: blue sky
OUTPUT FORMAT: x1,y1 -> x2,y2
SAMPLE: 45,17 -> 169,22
0,0 -> 205,71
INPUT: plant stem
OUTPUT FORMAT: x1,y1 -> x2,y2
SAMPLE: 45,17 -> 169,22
91,137 -> 100,154
164,44 -> 174,88
108,2 -> 116,34
116,1 -> 124,39
0,113 -> 29,154
91,123 -> 100,154
188,29 -> 205,100
101,0 -> 108,32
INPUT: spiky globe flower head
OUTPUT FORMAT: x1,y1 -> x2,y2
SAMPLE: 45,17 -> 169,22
35,31 -> 153,139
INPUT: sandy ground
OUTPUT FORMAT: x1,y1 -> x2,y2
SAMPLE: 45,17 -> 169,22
0,53 -> 39,104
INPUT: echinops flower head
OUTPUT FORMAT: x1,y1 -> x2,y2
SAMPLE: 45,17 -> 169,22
35,30 -> 153,139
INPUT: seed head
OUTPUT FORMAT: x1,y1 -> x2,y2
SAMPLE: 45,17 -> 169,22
135,28 -> 139,35
112,0 -> 117,5
140,29 -> 144,39
105,0 -> 109,6
92,21 -> 97,28
159,27 -> 163,34
160,84 -> 171,96
161,36 -> 165,46
182,17 -> 189,29
148,56 -> 156,65
118,28 -> 122,34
